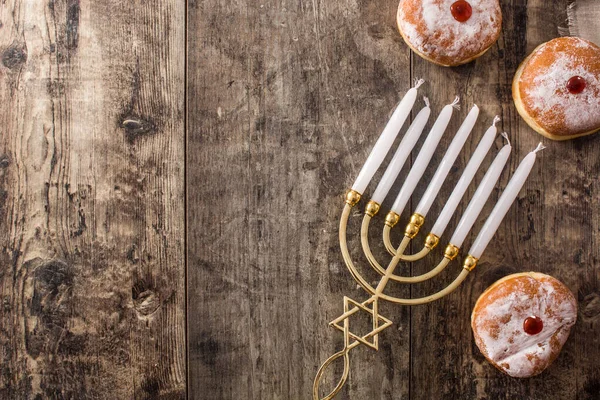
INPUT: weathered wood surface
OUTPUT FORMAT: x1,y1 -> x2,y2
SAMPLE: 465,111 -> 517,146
409,1 -> 600,399
189,0 -> 600,399
2,0 -> 599,399
0,0 -> 185,399
187,0 -> 413,398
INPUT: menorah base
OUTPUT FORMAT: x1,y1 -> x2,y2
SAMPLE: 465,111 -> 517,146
313,296 -> 393,400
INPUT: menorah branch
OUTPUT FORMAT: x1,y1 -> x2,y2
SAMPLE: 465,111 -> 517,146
362,213 -> 430,269
339,191 -> 475,305
382,222 -> 440,258
339,202 -> 376,295
361,213 -> 455,283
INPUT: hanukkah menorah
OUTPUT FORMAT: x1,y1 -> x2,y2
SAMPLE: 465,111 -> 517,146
313,80 -> 544,400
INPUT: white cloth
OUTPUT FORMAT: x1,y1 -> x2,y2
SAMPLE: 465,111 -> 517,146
559,0 -> 600,46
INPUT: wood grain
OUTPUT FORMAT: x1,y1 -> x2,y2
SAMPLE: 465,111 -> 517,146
1,0 -> 599,398
0,0 -> 185,398
187,0 -> 415,398
189,0 -> 600,399
409,1 -> 600,399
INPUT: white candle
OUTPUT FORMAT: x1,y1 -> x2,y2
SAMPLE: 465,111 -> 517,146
351,80 -> 424,194
468,143 -> 545,259
371,103 -> 431,204
449,142 -> 511,247
388,97 -> 459,215
413,105 -> 480,217
430,117 -> 501,238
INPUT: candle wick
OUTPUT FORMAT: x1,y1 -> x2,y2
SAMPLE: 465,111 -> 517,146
414,78 -> 425,89
500,131 -> 510,146
423,96 -> 430,108
493,115 -> 501,127
533,142 -> 546,153
451,96 -> 460,110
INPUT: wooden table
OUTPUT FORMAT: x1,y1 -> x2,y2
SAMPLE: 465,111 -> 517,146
1,0 -> 598,398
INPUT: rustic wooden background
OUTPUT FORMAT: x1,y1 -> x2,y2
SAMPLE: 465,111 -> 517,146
1,0 -> 599,398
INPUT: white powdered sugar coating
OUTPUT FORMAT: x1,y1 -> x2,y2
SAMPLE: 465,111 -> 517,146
398,0 -> 501,62
473,276 -> 577,378
523,38 -> 600,133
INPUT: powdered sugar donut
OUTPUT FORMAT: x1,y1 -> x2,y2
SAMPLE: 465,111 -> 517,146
513,37 -> 600,140
471,272 -> 577,378
397,0 -> 502,66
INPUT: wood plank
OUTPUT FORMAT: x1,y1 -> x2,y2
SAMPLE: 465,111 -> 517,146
0,0 -> 185,398
405,0 -> 516,396
409,0 -> 600,399
187,0 -> 415,398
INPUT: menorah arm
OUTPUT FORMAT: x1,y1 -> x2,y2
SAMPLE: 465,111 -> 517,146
358,200 -> 457,283
375,249 -> 472,304
362,214 -> 446,283
391,257 -> 451,284
383,224 -> 397,255
340,197 -> 377,295
382,218 -> 438,260
340,190 -> 473,304
363,214 -> 430,266
361,214 -> 391,276
383,224 -> 439,262
380,269 -> 471,304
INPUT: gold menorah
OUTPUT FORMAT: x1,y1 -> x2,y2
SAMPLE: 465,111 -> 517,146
312,87 -> 543,399
313,189 -> 478,400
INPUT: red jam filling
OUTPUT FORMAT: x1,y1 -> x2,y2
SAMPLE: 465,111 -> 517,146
523,316 -> 543,335
451,1 -> 473,22
566,76 -> 586,94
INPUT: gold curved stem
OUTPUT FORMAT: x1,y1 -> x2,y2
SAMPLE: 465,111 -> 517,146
383,224 -> 432,261
314,303 -> 362,400
362,215 -> 431,274
313,347 -> 351,400
340,204 -> 376,295
361,214 -> 387,276
363,214 -> 453,283
388,257 -> 451,283
376,248 -> 471,304
401,246 -> 430,261
378,270 -> 470,304
383,224 -> 396,255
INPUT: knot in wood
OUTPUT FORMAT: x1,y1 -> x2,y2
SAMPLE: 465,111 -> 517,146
582,293 -> 600,320
0,154 -> 9,168
133,289 -> 160,317
121,117 -> 157,143
2,44 -> 27,69
32,259 -> 74,294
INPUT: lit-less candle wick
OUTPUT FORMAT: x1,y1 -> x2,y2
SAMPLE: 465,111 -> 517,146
468,143 -> 546,259
351,79 -> 425,194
